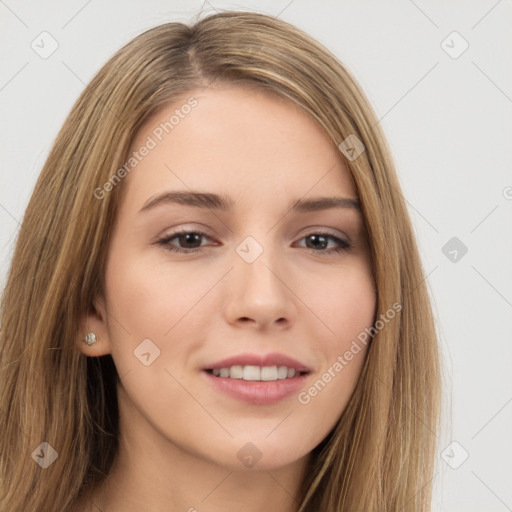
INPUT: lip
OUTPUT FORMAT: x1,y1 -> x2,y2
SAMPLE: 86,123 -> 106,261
202,371 -> 309,405
201,352 -> 311,405
203,352 -> 311,373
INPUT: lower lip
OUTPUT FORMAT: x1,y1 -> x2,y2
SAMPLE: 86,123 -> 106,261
202,371 -> 308,405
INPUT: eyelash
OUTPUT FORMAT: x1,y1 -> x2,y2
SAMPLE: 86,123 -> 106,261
155,230 -> 353,255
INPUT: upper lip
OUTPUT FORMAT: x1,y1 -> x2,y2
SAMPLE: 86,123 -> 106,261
203,352 -> 311,373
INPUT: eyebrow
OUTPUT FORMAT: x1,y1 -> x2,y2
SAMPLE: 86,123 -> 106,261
138,190 -> 360,214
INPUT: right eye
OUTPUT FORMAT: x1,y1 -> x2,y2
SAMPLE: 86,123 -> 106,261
156,230 -> 218,253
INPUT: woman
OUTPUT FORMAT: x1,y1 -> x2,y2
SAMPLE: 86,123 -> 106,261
0,10 -> 440,512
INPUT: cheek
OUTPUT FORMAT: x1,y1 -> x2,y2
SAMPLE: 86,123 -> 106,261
295,261 -> 375,426
102,253 -> 216,426
102,248 -> 235,390
304,259 -> 376,342
105,252 -> 218,338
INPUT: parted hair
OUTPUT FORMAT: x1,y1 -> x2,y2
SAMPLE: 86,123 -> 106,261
0,10 -> 440,511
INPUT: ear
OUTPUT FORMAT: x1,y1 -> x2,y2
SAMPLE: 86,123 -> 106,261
75,295 -> 112,357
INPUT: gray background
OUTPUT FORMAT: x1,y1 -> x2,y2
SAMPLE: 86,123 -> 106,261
1,1 -> 511,510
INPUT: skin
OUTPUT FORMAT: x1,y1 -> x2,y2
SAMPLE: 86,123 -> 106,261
75,86 -> 376,512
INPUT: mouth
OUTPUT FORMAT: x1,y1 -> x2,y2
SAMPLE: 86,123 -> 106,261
201,353 -> 311,405
204,365 -> 309,381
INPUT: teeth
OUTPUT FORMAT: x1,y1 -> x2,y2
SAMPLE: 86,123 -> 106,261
261,366 -> 277,381
230,365 -> 243,379
209,365 -> 302,381
277,366 -> 288,379
243,365 -> 260,381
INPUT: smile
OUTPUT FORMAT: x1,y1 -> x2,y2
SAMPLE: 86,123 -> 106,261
207,365 -> 306,381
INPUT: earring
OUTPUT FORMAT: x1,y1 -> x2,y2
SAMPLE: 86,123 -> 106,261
83,332 -> 99,346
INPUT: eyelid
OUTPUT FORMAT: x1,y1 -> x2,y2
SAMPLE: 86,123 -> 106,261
298,225 -> 350,240
155,227 -> 353,255
156,225 -> 349,243
154,224 -> 215,241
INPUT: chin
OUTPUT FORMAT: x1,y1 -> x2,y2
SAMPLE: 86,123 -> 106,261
202,437 -> 311,473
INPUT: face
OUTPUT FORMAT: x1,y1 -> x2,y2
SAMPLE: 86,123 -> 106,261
81,86 -> 376,472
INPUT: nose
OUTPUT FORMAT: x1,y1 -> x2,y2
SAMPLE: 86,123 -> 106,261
223,244 -> 297,331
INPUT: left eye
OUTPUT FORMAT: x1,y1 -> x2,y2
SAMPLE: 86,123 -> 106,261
156,230 -> 352,255
295,233 -> 352,253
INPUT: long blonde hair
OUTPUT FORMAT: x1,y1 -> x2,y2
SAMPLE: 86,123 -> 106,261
0,10 -> 440,511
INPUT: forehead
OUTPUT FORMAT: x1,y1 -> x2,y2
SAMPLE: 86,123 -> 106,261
123,86 -> 356,211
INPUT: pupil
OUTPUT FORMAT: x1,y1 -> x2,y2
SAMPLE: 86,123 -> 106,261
181,233 -> 201,248
307,234 -> 327,249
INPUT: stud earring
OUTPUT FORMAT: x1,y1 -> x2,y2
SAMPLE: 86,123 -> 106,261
82,332 -> 98,346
